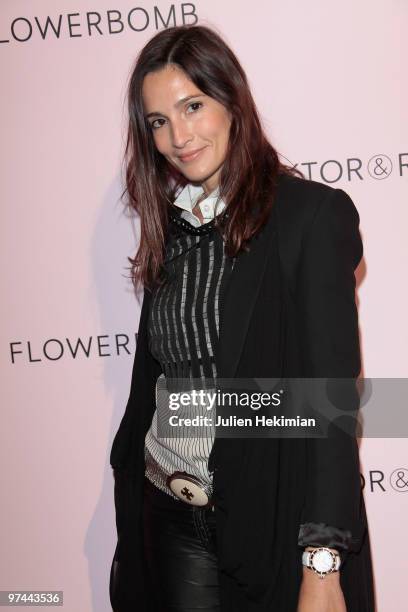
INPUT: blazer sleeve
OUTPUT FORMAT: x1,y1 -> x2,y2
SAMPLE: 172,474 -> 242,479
295,187 -> 366,554
297,521 -> 352,553
109,288 -> 162,611
110,287 -> 161,472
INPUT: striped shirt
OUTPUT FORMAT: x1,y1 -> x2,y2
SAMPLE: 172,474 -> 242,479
144,184 -> 234,499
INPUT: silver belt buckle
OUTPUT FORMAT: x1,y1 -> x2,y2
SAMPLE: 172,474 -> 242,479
166,471 -> 213,508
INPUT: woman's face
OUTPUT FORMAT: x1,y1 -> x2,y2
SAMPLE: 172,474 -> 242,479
142,63 -> 232,195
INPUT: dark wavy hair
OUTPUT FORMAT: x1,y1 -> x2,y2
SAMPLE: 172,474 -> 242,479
122,24 -> 302,291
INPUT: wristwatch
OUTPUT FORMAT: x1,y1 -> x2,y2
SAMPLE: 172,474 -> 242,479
302,547 -> 341,579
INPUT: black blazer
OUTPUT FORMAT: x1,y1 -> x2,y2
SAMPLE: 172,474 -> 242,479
109,173 -> 375,612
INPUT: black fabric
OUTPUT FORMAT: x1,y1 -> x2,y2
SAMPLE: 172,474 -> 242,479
143,477 -> 220,611
109,173 -> 376,612
298,521 -> 352,551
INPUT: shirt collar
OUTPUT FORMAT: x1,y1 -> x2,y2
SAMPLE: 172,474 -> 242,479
173,183 -> 226,225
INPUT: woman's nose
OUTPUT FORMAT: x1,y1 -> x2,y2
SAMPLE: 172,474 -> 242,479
171,119 -> 192,148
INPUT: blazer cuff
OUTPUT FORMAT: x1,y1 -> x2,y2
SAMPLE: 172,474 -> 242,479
298,521 -> 352,551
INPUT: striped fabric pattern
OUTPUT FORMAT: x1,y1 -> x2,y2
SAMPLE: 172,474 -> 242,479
144,214 -> 234,498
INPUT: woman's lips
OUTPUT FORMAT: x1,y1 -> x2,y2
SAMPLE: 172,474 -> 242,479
178,146 -> 207,163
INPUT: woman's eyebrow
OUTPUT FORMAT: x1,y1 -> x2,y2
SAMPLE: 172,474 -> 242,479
145,93 -> 205,119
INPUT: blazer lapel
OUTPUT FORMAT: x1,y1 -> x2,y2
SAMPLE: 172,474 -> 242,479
217,207 -> 278,380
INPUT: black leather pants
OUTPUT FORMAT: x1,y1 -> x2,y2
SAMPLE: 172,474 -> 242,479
142,476 -> 221,611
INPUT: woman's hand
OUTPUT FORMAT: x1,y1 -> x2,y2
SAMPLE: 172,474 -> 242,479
297,566 -> 347,612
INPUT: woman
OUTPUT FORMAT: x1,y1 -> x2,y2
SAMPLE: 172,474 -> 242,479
110,24 -> 375,612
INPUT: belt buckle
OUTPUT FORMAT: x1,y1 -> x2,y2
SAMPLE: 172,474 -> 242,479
166,471 -> 213,508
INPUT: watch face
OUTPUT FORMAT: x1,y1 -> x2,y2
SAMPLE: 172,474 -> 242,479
312,550 -> 334,573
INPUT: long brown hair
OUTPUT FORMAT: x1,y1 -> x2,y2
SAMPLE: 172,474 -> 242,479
122,24 -> 302,291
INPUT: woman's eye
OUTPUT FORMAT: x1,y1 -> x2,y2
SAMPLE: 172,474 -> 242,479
150,118 -> 166,130
148,102 -> 202,130
186,101 -> 203,113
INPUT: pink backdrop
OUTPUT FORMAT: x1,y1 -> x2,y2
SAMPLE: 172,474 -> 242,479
1,1 -> 407,610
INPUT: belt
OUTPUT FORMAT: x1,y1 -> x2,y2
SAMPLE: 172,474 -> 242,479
167,471 -> 214,509
144,446 -> 214,509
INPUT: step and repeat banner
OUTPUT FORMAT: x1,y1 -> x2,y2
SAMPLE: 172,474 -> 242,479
1,1 -> 406,610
